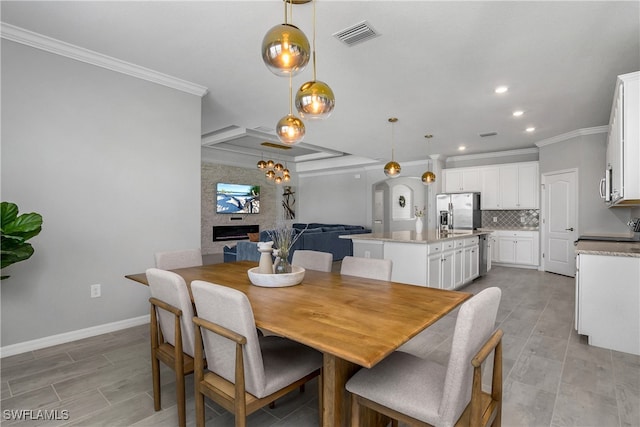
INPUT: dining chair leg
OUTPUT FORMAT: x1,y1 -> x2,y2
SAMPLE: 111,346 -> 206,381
151,354 -> 161,411
195,389 -> 205,427
176,370 -> 186,427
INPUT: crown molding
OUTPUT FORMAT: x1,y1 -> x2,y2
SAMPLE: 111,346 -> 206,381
445,147 -> 539,164
1,23 -> 208,97
534,126 -> 608,147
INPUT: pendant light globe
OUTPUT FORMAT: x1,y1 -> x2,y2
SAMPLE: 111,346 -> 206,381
295,80 -> 335,119
276,113 -> 306,145
262,24 -> 310,77
422,171 -> 436,184
384,161 -> 401,178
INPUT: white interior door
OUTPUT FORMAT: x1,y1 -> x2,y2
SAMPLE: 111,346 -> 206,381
542,170 -> 578,277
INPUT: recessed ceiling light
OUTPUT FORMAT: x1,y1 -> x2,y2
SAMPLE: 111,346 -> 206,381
513,110 -> 524,117
526,127 -> 535,132
458,146 -> 466,151
494,86 -> 508,94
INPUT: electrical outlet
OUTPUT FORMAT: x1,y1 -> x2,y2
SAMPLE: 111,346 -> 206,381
91,284 -> 101,298
364,250 -> 371,258
492,217 -> 498,223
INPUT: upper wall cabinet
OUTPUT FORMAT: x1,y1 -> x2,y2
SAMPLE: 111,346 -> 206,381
606,71 -> 639,207
446,162 -> 539,210
500,162 -> 539,209
443,168 -> 482,193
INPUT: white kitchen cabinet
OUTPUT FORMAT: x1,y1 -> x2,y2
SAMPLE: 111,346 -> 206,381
427,249 -> 442,288
444,168 -> 481,193
576,253 -> 640,355
463,237 -> 479,282
499,163 -> 539,209
495,230 -> 539,267
489,234 -> 499,264
481,167 -> 501,209
441,249 -> 455,290
440,240 -> 456,290
606,71 -> 640,206
486,236 -> 493,272
448,162 -> 538,210
454,247 -> 464,287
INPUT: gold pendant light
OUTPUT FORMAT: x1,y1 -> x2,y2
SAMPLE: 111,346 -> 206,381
261,0 -> 310,77
277,73 -> 306,144
384,117 -> 401,178
421,134 -> 436,185
295,0 -> 335,119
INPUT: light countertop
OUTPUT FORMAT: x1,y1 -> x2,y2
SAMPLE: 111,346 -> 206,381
339,230 -> 491,244
478,227 -> 539,232
575,241 -> 640,258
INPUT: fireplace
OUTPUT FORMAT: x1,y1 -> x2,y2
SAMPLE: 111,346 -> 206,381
213,225 -> 259,242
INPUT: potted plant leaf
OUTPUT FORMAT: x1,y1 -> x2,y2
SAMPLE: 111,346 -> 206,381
1,201 -> 43,280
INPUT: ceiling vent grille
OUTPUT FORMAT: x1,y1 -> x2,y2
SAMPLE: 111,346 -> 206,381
479,132 -> 498,138
333,21 -> 379,47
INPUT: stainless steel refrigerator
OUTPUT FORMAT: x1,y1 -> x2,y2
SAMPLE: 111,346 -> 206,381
436,192 -> 481,231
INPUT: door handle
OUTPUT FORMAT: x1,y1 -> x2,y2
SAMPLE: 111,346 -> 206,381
565,227 -> 574,231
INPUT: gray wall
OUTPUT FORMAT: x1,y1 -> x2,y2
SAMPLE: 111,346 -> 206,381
1,41 -> 202,346
539,133 -> 632,234
297,160 -> 441,229
298,169 -> 370,226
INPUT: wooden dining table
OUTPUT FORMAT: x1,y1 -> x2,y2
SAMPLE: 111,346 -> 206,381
126,261 -> 471,427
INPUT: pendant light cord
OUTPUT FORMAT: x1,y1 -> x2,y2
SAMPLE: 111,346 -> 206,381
391,120 -> 396,161
312,0 -> 317,81
283,0 -> 288,24
289,73 -> 293,115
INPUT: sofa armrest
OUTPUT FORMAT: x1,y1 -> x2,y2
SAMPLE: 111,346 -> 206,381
223,245 -> 237,263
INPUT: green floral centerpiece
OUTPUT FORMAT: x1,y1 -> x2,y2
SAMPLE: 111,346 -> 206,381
267,226 -> 305,274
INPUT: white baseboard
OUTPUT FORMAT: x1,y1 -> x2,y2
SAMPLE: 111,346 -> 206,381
0,315 -> 150,358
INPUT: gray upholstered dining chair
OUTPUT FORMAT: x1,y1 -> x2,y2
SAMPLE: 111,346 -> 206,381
346,287 -> 503,427
146,268 -> 197,427
154,248 -> 203,270
291,249 -> 333,272
340,256 -> 393,281
190,280 -> 323,427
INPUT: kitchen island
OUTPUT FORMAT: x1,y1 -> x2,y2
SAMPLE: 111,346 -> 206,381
575,240 -> 640,356
340,230 -> 492,289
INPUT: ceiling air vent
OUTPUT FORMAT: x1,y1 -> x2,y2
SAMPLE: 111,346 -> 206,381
479,132 -> 498,138
333,21 -> 380,47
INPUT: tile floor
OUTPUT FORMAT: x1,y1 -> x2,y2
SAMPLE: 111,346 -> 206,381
1,266 -> 638,426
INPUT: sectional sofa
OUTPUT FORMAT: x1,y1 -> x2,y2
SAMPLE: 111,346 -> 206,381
224,223 -> 372,263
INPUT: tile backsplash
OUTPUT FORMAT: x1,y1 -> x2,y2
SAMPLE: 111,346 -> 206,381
482,209 -> 539,229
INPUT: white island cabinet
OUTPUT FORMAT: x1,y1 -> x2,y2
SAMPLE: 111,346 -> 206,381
575,245 -> 640,356
346,230 -> 489,289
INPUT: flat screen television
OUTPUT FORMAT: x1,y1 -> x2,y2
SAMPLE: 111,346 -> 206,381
216,183 -> 260,214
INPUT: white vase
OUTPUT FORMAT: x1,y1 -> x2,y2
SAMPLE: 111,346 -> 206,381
415,217 -> 424,234
257,241 -> 275,274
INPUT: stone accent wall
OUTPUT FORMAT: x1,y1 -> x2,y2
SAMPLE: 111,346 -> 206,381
481,209 -> 539,229
201,162 -> 279,255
